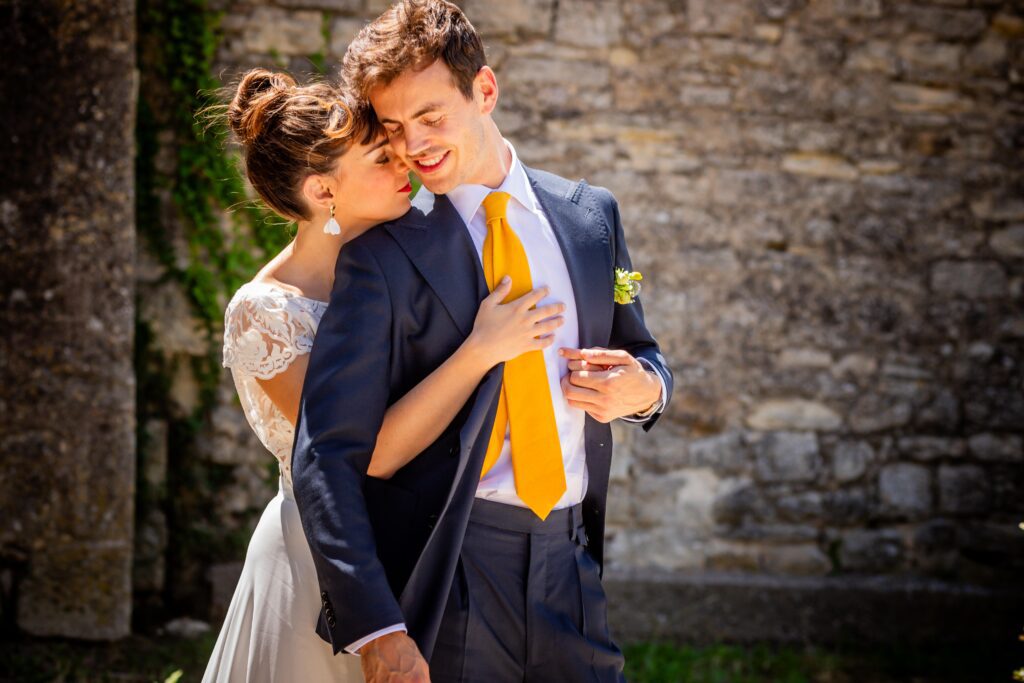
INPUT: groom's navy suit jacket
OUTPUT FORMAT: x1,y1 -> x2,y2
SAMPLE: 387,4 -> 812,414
292,166 -> 673,659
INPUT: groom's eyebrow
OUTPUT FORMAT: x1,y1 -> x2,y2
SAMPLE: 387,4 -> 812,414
379,102 -> 445,124
363,138 -> 390,155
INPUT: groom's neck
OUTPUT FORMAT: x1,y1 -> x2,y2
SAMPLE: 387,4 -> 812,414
467,120 -> 512,190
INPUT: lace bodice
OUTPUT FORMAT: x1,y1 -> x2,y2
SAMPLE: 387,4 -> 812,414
222,281 -> 328,488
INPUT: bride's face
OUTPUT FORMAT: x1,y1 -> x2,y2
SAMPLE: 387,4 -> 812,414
330,135 -> 413,229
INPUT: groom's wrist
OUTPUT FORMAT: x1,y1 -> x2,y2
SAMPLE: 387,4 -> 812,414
629,362 -> 665,419
346,622 -> 408,655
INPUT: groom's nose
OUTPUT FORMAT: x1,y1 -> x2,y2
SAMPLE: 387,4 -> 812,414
404,128 -> 431,160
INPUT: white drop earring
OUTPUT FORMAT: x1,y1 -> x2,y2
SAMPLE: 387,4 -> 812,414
323,204 -> 341,235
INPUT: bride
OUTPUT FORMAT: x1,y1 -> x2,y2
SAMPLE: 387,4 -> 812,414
202,69 -> 566,682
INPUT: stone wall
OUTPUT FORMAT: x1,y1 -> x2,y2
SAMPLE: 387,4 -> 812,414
0,0 -> 137,639
150,0 -> 1023,640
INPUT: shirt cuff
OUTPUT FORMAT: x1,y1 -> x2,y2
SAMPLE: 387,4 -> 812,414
344,623 -> 408,655
619,358 -> 666,423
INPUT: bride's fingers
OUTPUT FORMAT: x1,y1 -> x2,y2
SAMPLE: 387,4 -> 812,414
531,334 -> 557,349
513,285 -> 550,311
485,276 -> 512,304
527,301 -> 565,323
531,316 -> 564,335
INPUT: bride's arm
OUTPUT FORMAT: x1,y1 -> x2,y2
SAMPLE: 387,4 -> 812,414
257,278 -> 564,478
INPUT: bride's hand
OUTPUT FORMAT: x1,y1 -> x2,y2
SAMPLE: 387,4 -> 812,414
465,277 -> 565,368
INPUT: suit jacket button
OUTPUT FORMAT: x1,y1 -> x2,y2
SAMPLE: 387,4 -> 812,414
448,445 -> 458,456
327,616 -> 336,628
321,591 -> 329,600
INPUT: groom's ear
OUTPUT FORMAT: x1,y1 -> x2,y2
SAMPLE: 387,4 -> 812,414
474,66 -> 499,116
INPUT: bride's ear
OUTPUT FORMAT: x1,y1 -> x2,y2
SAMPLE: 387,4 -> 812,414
301,174 -> 334,213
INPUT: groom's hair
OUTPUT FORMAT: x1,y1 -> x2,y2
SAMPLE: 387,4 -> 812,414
342,0 -> 486,100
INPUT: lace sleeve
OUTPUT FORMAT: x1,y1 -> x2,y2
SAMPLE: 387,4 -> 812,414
222,288 -> 320,380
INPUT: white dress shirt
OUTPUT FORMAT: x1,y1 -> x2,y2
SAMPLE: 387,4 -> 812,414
345,141 -> 664,654
447,142 -> 590,510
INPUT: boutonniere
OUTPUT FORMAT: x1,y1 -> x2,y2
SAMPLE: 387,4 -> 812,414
613,267 -> 643,304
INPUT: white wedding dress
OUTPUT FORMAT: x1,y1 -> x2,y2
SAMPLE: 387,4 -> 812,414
202,280 -> 363,683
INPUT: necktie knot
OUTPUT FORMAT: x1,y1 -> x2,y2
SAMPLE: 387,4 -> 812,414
482,191 -> 512,224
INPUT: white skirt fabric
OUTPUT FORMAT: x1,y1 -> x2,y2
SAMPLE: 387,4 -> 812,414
202,477 -> 364,683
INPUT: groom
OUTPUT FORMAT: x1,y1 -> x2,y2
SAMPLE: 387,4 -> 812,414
292,1 -> 673,681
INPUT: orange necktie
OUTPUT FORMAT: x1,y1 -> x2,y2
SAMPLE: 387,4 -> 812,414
478,191 -> 567,520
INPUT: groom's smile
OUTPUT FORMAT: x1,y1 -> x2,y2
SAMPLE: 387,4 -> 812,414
411,149 -> 450,175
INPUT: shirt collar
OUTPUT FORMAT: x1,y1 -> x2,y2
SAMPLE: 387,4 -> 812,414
445,139 -> 539,228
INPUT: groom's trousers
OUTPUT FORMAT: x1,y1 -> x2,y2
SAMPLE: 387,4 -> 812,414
430,497 -> 626,683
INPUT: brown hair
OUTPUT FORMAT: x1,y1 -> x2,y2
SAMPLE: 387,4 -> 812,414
342,0 -> 486,100
225,68 -> 380,222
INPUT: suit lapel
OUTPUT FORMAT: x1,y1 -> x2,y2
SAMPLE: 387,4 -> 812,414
383,192 -> 487,338
526,167 -> 614,349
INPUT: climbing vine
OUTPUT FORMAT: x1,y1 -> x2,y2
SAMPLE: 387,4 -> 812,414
134,0 -> 296,617
139,0 -> 290,329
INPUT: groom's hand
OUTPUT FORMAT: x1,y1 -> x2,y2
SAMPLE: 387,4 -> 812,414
359,631 -> 430,683
559,347 -> 662,423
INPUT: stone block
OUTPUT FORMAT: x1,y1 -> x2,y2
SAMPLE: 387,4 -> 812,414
688,0 -> 757,36
781,153 -> 858,180
18,542 -> 133,639
207,562 -> 244,623
890,84 -> 969,114
878,463 -> 932,516
139,281 -> 207,356
839,529 -> 904,571
902,6 -> 987,40
938,465 -> 989,514
967,433 -> 1023,462
329,17 -> 367,57
849,395 -> 912,433
460,0 -> 555,37
754,432 -> 821,483
760,544 -> 832,576
275,0 -> 362,10
775,492 -> 824,522
832,440 -> 872,483
990,225 -> 1024,257
930,260 -> 1008,299
688,431 -> 747,474
747,399 -> 842,431
822,488 -> 869,525
897,436 -> 966,461
828,0 -> 882,18
711,480 -> 770,525
555,0 -> 622,48
237,8 -> 325,56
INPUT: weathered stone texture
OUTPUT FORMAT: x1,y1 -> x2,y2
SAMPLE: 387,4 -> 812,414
147,0 -> 1024,640
1,0 -> 136,638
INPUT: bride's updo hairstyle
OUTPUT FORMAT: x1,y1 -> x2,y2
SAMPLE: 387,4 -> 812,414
226,68 -> 379,222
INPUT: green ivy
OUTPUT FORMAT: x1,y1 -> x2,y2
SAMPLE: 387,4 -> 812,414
140,0 -> 291,328
134,0 -> 294,617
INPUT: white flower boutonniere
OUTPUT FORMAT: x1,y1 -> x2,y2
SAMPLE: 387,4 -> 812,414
614,267 -> 643,305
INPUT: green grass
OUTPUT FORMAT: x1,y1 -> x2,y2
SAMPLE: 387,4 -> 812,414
0,633 -> 216,683
0,634 -> 1018,682
623,643 -> 841,683
624,641 -> 1021,683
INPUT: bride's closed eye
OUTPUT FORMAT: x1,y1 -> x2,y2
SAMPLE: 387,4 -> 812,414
422,116 -> 443,127
376,152 -> 391,165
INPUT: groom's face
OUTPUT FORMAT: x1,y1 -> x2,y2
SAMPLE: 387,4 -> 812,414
371,60 -> 493,195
